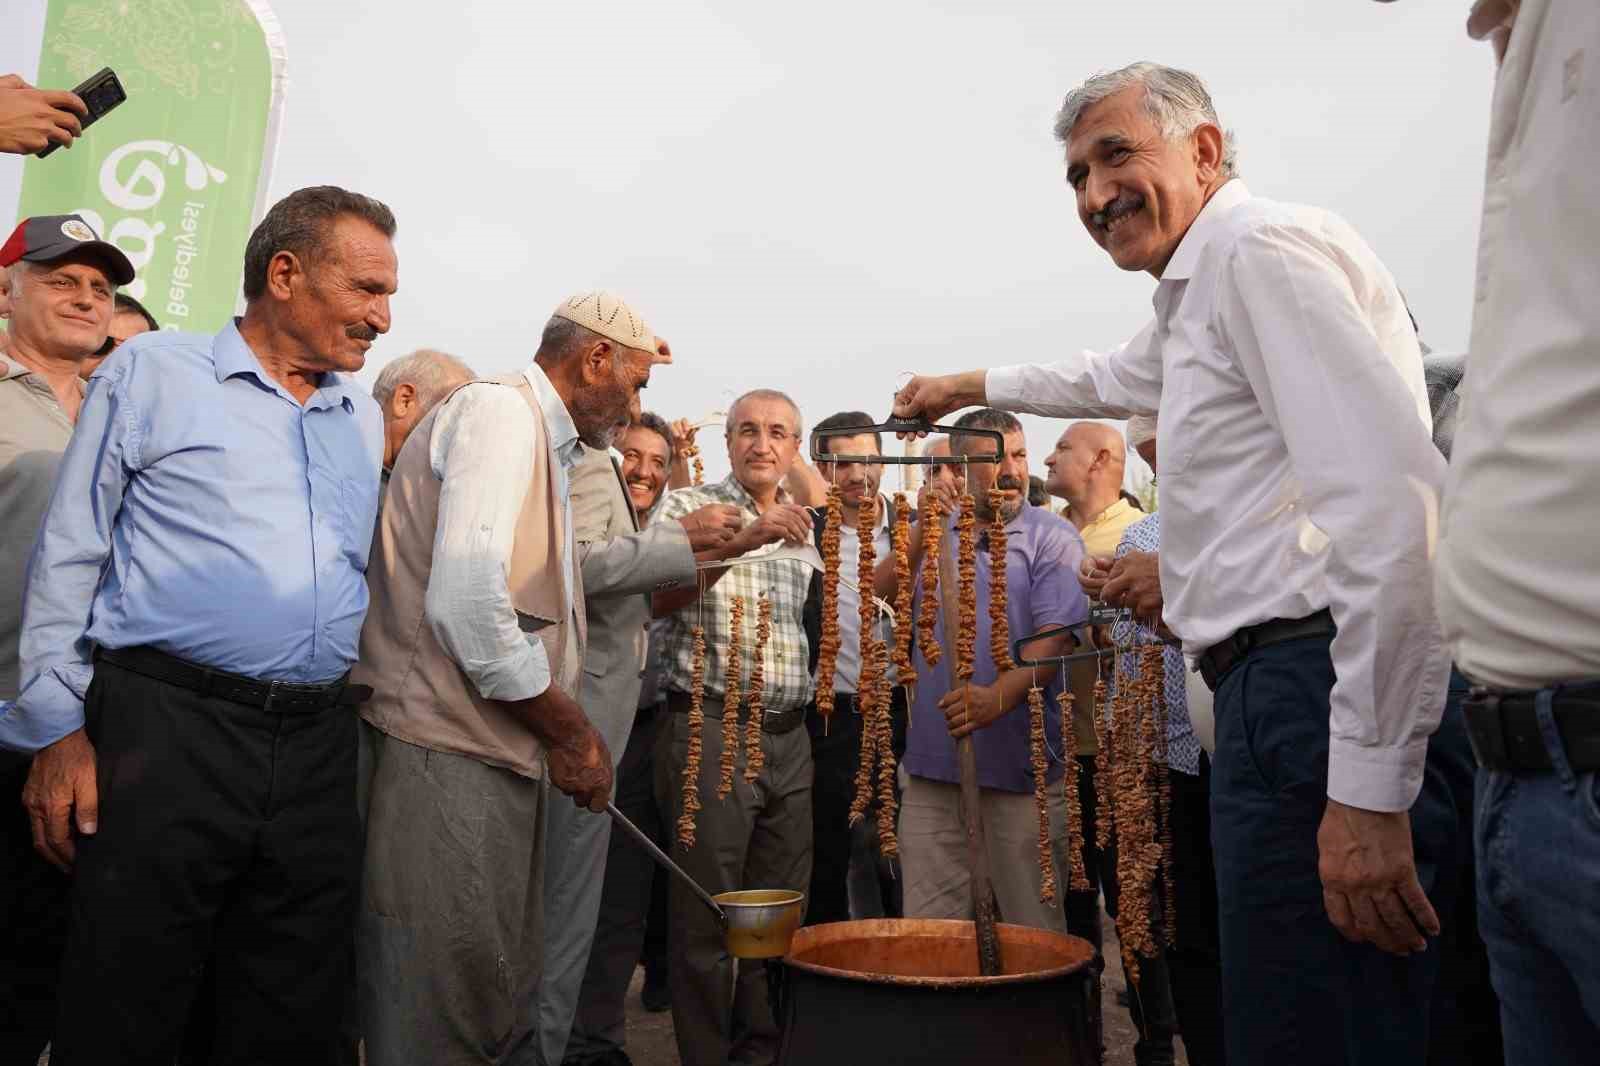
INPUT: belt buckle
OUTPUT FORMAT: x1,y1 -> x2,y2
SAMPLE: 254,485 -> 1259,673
1463,687 -> 1507,769
263,679 -> 282,713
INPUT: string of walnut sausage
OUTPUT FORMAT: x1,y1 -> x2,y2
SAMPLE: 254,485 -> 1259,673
814,486 -> 844,718
744,593 -> 771,784
987,488 -> 1014,672
676,625 -> 708,850
1029,683 -> 1057,903
916,497 -> 944,667
717,596 -> 745,801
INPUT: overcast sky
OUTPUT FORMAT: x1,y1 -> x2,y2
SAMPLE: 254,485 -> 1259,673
3,0 -> 1493,489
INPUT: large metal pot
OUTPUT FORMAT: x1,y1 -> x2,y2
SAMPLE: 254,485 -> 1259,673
776,918 -> 1100,1066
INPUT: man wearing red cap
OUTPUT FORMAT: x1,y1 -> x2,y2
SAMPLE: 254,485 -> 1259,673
0,214 -> 132,1065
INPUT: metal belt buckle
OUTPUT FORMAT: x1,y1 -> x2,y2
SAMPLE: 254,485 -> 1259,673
263,679 -> 282,713
1462,687 -> 1506,770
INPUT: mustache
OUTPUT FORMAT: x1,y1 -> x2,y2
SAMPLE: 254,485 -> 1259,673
994,476 -> 1024,492
1090,193 -> 1144,230
346,324 -> 378,342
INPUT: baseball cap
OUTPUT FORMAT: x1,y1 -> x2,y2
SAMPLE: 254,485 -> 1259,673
0,214 -> 136,286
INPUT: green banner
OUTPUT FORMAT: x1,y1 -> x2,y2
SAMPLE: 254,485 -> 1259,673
17,0 -> 285,332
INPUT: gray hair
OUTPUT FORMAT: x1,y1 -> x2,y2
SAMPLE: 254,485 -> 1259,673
726,388 -> 802,438
242,185 -> 396,302
372,348 -> 474,409
1053,63 -> 1238,179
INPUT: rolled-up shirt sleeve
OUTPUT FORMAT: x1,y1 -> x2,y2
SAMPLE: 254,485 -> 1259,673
985,321 -> 1163,419
423,385 -> 550,702
1218,223 -> 1449,812
6,367 -> 136,752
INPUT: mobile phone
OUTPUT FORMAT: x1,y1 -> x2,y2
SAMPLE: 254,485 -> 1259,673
37,67 -> 126,158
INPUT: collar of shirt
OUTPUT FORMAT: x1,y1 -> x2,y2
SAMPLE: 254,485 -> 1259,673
522,363 -> 582,474
1158,179 -> 1253,285
714,471 -> 792,512
0,352 -> 87,397
213,319 -> 356,413
1080,496 -> 1135,536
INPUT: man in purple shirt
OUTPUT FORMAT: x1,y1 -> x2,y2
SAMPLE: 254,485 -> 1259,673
898,408 -> 1088,931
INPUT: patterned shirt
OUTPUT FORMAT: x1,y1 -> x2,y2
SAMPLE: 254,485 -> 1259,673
1110,512 -> 1201,775
656,474 -> 814,713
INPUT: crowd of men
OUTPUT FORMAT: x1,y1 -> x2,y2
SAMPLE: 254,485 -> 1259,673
1,3 -> 1596,1065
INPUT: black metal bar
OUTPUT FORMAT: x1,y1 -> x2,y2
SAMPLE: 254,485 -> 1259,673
809,416 -> 1003,464
1012,621 -> 1115,668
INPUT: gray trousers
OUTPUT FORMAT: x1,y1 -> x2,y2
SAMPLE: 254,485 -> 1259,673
654,698 -> 813,1066
899,774 -> 1070,933
535,695 -> 638,1066
358,723 -> 548,1066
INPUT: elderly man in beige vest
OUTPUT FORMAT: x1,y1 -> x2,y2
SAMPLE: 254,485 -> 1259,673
355,291 -> 667,1066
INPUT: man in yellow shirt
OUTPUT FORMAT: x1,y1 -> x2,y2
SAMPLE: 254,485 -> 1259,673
1044,421 -> 1139,555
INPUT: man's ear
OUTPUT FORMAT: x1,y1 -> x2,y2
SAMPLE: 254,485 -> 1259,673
393,381 -> 417,417
264,250 -> 306,302
581,339 -> 615,384
1193,122 -> 1225,185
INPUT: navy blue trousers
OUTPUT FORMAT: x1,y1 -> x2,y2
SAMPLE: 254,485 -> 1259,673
1210,633 -> 1471,1066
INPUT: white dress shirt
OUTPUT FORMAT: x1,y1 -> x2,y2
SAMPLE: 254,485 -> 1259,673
830,496 -> 895,694
1436,0 -> 1600,691
423,365 -> 581,703
987,180 -> 1449,812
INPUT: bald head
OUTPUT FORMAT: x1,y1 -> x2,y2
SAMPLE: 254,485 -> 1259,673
1043,420 -> 1126,522
373,348 -> 475,468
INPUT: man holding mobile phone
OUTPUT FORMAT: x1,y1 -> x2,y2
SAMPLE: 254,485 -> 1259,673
0,75 -> 87,155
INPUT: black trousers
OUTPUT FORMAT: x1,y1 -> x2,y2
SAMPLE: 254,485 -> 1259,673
1165,755 -> 1224,1066
49,657 -> 360,1066
0,751 -> 70,1066
1211,633 -> 1466,1066
803,687 -> 908,927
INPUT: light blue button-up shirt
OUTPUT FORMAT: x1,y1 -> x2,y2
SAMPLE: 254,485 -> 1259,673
0,320 -> 383,752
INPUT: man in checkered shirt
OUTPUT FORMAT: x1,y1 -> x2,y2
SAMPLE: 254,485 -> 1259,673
650,388 -> 816,1066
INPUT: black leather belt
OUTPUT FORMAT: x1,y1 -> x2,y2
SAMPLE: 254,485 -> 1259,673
1462,684 -> 1600,773
667,690 -> 805,734
1197,609 -> 1336,692
96,646 -> 369,714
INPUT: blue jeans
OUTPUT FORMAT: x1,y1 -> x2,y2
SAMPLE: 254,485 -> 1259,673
1475,686 -> 1600,1066
1211,633 -> 1469,1066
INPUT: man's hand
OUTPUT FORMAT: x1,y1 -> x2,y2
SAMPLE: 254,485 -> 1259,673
891,371 -> 988,431
668,418 -> 698,456
0,75 -> 87,155
782,461 -> 828,508
21,727 -> 98,872
728,504 -> 812,553
1318,799 -> 1439,956
679,503 -> 743,553
938,682 -> 1007,739
509,685 -> 613,811
1079,554 -> 1115,600
1101,550 -> 1163,627
546,724 -> 613,812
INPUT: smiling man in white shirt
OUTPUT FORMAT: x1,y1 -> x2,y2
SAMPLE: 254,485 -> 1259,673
894,63 -> 1457,1066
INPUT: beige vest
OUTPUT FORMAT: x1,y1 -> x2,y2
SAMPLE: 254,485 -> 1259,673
355,374 -> 587,779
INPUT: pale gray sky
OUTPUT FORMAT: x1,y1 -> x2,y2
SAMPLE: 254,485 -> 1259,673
3,0 -> 1493,488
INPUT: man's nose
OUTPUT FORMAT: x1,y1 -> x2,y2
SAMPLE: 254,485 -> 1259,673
1083,169 -> 1117,220
369,295 -> 391,335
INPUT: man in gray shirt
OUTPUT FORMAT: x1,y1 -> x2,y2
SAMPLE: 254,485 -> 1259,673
0,214 -> 133,1066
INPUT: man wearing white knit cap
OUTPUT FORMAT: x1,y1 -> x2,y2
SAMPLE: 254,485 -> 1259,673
354,291 -> 669,1065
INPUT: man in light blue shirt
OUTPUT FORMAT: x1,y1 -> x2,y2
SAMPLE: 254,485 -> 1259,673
4,185 -> 396,1066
